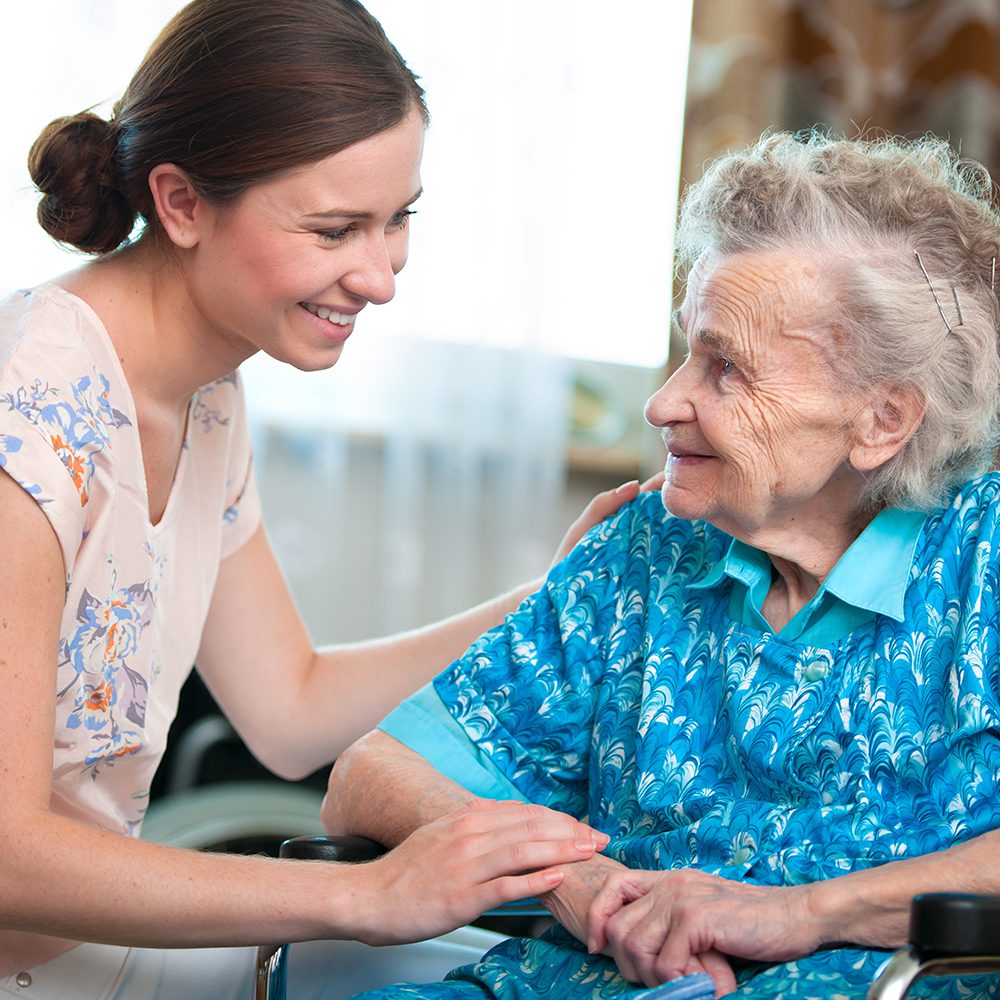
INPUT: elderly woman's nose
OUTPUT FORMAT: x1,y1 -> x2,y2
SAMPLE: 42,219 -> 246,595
644,373 -> 692,427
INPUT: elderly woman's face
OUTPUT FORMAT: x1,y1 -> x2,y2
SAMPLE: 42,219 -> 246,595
645,252 -> 867,540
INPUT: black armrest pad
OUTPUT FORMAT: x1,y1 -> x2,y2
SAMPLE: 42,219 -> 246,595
911,893 -> 1000,957
279,834 -> 388,863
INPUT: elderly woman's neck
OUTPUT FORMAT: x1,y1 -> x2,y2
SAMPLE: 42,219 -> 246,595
748,508 -> 876,633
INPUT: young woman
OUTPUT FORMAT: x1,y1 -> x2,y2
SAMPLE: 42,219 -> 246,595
0,1 -> 638,995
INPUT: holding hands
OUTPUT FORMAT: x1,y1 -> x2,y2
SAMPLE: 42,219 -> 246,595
352,799 -> 609,946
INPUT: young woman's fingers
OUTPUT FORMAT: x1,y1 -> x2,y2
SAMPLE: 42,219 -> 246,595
550,480 -> 641,566
472,868 -> 566,912
639,470 -> 666,492
447,800 -> 608,851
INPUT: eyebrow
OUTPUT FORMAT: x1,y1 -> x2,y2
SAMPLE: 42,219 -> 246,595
302,188 -> 423,222
696,328 -> 755,373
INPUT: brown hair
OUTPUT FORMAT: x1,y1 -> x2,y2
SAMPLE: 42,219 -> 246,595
28,0 -> 427,255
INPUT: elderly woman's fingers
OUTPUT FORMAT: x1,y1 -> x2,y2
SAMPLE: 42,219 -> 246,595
601,891 -> 669,985
586,868 -> 658,953
689,949 -> 737,998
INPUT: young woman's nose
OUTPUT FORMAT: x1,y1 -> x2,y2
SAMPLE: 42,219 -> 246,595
643,364 -> 696,428
341,236 -> 400,305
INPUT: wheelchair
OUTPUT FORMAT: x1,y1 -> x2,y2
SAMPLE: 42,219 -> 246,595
257,836 -> 1000,1000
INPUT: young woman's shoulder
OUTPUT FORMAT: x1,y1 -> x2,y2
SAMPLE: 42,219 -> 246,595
0,283 -> 134,570
0,282 -> 117,377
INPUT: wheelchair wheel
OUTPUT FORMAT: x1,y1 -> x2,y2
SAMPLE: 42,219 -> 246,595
140,781 -> 325,855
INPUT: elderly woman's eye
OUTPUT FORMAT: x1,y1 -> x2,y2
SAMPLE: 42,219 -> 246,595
719,357 -> 737,376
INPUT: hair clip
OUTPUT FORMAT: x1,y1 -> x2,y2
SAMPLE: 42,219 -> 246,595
914,250 -> 961,333
992,257 -> 996,295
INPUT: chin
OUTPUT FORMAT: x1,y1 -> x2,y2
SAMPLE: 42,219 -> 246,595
267,343 -> 346,373
660,485 -> 710,524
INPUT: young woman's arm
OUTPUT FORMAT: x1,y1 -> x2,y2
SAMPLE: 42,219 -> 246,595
0,468 -> 603,969
196,480 -> 650,777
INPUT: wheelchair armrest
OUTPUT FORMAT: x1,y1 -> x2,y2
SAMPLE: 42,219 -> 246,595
867,893 -> 1000,1000
909,893 -> 1000,958
279,833 -> 387,863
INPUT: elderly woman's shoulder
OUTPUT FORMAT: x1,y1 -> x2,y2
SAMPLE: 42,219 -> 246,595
921,471 -> 1000,546
605,489 -> 727,565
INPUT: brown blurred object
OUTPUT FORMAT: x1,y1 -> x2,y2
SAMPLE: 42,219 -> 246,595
672,0 -> 1000,365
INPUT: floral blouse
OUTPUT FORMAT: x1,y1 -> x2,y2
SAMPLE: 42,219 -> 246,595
0,284 -> 260,836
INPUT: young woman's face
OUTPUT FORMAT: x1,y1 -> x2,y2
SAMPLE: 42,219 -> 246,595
183,106 -> 425,371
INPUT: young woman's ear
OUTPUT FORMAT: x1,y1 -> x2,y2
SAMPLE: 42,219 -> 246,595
147,164 -> 205,249
849,382 -> 926,472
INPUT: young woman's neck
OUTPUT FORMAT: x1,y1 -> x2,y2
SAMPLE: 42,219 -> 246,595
57,237 -> 255,412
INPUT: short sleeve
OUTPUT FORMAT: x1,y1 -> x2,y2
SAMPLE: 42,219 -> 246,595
425,501 -> 642,818
218,373 -> 262,559
0,337 -> 108,578
380,683 -> 529,802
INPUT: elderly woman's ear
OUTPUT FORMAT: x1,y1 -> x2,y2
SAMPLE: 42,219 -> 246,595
848,383 -> 926,473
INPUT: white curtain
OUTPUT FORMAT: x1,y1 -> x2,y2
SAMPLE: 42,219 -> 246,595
243,341 -> 570,642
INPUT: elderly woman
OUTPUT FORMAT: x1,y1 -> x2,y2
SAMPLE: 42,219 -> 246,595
322,132 -> 1000,999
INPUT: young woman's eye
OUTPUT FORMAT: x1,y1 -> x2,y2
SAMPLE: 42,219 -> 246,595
318,224 -> 356,245
390,209 -> 416,230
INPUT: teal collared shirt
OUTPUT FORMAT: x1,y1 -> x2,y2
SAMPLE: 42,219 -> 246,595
379,505 -> 928,798
691,505 -> 927,644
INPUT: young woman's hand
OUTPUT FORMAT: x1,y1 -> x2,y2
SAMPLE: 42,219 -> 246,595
351,799 -> 609,945
550,473 -> 665,568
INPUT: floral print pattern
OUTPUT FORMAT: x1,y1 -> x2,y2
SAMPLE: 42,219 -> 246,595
360,478 -> 1000,999
0,284 -> 261,838
60,577 -> 155,773
2,369 -> 130,506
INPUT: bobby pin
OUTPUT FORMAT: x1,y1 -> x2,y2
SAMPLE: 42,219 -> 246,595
992,257 -> 996,294
914,250 -> 959,333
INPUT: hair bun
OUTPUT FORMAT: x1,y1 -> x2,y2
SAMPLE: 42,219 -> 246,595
28,112 -> 137,255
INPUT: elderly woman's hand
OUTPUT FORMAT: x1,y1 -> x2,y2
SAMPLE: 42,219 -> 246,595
586,868 -> 821,994
537,852 -> 631,943
550,473 -> 664,568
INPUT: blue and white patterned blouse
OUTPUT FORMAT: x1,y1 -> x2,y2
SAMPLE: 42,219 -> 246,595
365,477 -> 1000,999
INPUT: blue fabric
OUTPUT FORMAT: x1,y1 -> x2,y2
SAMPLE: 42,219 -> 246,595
381,685 -> 529,803
367,477 -> 1000,999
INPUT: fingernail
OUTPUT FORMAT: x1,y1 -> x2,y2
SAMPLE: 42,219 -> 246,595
614,480 -> 639,494
594,832 -> 610,845
576,839 -> 597,852
544,871 -> 564,886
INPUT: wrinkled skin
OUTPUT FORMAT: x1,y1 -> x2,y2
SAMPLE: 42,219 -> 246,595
645,252 -> 870,566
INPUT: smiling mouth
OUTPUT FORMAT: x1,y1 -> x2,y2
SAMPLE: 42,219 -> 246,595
301,302 -> 355,326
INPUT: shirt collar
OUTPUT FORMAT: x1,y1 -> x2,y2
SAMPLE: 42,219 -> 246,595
692,506 -> 926,622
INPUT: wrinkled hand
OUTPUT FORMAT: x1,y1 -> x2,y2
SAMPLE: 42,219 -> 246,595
354,800 -> 609,945
587,868 -> 820,995
551,473 -> 665,568
538,853 -> 630,943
